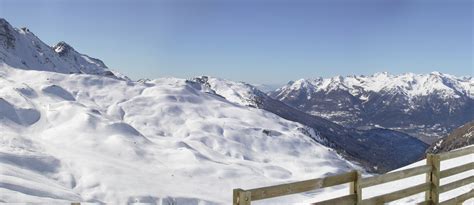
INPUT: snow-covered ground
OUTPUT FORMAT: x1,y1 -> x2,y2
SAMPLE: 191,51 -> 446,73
1,17 -> 471,205
377,151 -> 473,204
0,65 -> 360,204
2,65 -> 471,204
296,148 -> 473,205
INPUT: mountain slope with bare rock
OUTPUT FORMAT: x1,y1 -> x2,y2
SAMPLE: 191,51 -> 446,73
427,121 -> 474,154
191,76 -> 428,173
270,72 -> 474,143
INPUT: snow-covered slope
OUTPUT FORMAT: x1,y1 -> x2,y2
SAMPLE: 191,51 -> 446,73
303,146 -> 473,205
0,18 -> 122,78
190,76 -> 428,173
270,72 -> 474,143
0,65 -> 359,204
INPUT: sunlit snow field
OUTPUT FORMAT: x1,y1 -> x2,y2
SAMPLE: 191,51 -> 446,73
2,65 -> 472,204
0,66 -> 359,204
250,150 -> 473,205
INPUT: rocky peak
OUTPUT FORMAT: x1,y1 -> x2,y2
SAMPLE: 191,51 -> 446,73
291,78 -> 314,90
0,18 -> 16,49
53,41 -> 74,56
0,18 -> 124,79
332,75 -> 344,82
190,76 -> 212,90
430,71 -> 443,76
0,18 -> 10,27
19,27 -> 33,34
373,71 -> 389,77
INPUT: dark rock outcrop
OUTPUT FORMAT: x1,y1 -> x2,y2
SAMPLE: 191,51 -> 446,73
427,121 -> 474,154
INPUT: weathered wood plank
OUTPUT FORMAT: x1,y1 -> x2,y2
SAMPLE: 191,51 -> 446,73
439,146 -> 474,161
438,175 -> 474,193
439,189 -> 474,205
311,194 -> 357,205
416,200 -> 431,205
360,165 -> 431,188
247,171 -> 356,201
440,162 -> 474,178
231,146 -> 473,204
362,182 -> 431,205
238,190 -> 251,205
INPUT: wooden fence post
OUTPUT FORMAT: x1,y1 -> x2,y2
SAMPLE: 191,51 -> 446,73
425,154 -> 441,205
425,154 -> 432,203
350,171 -> 362,204
233,189 -> 242,205
233,188 -> 251,205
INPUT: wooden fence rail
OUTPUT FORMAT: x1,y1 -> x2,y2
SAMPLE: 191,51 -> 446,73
233,146 -> 474,205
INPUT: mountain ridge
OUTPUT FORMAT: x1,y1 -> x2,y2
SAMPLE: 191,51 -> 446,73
0,18 -> 363,204
191,76 -> 429,173
0,18 -> 125,79
270,72 -> 474,143
0,65 -> 361,204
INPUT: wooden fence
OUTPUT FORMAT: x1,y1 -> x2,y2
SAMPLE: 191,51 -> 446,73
233,146 -> 474,205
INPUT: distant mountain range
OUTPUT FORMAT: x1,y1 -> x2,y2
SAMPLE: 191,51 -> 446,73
0,17 -> 435,173
1,18 -> 361,203
191,76 -> 428,172
0,18 -> 393,203
270,72 -> 474,143
0,17 -> 470,203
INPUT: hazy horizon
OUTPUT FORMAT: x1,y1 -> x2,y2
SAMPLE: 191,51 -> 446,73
1,0 -> 472,84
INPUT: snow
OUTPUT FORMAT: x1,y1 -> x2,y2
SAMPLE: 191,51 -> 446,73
250,83 -> 282,93
3,67 -> 469,204
302,147 -> 473,205
276,72 -> 474,100
0,18 -> 123,79
0,65 -> 358,204
0,18 -> 471,204
204,77 -> 261,107
366,151 -> 473,204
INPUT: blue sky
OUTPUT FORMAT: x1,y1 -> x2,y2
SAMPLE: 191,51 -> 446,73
0,0 -> 472,84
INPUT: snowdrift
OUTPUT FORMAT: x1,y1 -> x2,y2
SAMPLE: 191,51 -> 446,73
0,66 -> 358,204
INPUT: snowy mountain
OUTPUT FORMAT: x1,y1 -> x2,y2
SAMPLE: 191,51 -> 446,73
251,83 -> 283,93
191,76 -> 428,173
0,18 -> 123,78
0,65 -> 361,204
0,18 -> 464,204
270,72 -> 474,143
427,121 -> 474,154
0,18 -> 365,203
